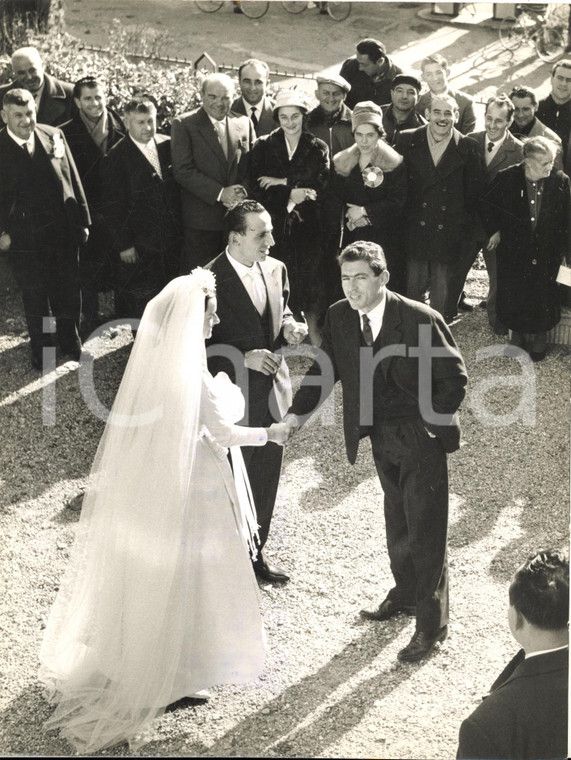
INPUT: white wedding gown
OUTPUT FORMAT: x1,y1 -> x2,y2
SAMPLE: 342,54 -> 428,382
39,367 -> 266,754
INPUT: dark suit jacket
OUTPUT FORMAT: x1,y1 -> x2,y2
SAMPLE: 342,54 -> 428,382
0,73 -> 74,127
171,107 -> 254,231
100,134 -> 181,256
416,87 -> 476,135
394,126 -> 484,263
467,129 -> 524,183
231,95 -> 275,137
205,252 -> 295,422
290,291 -> 467,463
457,648 -> 569,760
61,108 -> 126,213
0,124 -> 90,251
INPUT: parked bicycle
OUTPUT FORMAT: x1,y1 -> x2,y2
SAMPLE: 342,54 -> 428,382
195,0 -> 351,22
499,4 -> 566,63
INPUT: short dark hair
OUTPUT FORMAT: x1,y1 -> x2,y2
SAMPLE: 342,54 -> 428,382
73,76 -> 104,100
509,549 -> 569,630
238,58 -> 270,80
356,38 -> 386,64
225,199 -> 267,235
485,93 -> 515,119
338,240 -> 387,276
2,88 -> 34,108
123,96 -> 157,115
509,85 -> 538,107
551,59 -> 571,76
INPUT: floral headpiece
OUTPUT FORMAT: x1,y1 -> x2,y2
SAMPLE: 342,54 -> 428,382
188,267 -> 216,297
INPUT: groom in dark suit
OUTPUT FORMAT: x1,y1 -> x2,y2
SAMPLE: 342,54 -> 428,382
286,240 -> 467,660
0,89 -> 90,369
206,200 -> 307,584
457,549 -> 568,760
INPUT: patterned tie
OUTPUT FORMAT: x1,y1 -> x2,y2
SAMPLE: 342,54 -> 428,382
244,270 -> 267,316
487,141 -> 494,153
144,142 -> 162,178
214,119 -> 228,159
361,313 -> 374,346
250,106 -> 258,132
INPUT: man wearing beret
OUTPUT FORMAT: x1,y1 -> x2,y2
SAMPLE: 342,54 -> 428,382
382,74 -> 427,145
340,38 -> 403,110
306,73 -> 354,305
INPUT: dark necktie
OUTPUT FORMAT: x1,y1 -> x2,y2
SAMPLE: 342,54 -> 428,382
250,106 -> 258,131
487,141 -> 494,153
362,313 -> 374,346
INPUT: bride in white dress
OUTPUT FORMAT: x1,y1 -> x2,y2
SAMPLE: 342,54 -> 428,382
38,268 -> 290,753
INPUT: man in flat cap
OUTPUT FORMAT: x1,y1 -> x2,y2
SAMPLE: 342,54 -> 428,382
382,73 -> 427,145
307,73 -> 354,305
340,39 -> 403,110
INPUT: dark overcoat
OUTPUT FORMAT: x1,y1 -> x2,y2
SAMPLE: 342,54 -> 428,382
394,126 -> 484,264
248,128 -> 329,313
483,163 -> 569,333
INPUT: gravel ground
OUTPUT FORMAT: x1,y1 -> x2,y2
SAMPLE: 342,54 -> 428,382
0,258 -> 569,758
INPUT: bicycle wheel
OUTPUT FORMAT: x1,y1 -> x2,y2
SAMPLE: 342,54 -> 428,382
536,26 -> 566,62
195,0 -> 223,12
281,1 -> 308,14
499,16 -> 526,51
327,1 -> 351,21
240,0 -> 269,17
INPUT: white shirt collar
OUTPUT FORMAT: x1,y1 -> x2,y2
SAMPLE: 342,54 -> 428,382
7,127 -> 34,149
208,113 -> 227,129
485,131 -> 507,150
525,644 -> 568,659
242,97 -> 261,117
358,293 -> 387,342
129,134 -> 156,151
226,248 -> 262,278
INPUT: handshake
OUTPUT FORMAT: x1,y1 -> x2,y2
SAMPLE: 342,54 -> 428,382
266,414 -> 300,446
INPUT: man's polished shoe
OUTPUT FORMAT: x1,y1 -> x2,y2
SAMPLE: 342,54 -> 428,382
397,625 -> 448,662
360,596 -> 416,621
479,299 -> 487,309
530,350 -> 547,363
254,561 -> 290,584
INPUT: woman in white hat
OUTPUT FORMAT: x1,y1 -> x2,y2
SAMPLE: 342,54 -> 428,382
332,100 -> 408,294
248,88 -> 329,345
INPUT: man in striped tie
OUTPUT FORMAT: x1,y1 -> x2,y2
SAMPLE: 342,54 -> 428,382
286,240 -> 467,662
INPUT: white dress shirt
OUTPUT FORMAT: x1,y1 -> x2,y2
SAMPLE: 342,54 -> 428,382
485,132 -> 507,166
226,249 -> 268,316
358,294 -> 387,343
7,127 -> 35,155
129,135 -> 162,177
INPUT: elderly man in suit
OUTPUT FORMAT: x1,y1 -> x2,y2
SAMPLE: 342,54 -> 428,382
0,89 -> 89,369
206,200 -> 308,584
172,73 -> 255,271
0,46 -> 73,127
340,38 -> 403,110
100,96 -> 182,320
457,549 -> 569,760
285,241 -> 467,661
232,58 -> 274,137
509,85 -> 563,168
416,54 -> 476,136
62,76 -> 126,334
393,94 -> 483,318
453,95 -> 524,332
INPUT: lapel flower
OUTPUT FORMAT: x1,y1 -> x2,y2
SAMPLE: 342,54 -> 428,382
49,132 -> 65,159
362,165 -> 384,188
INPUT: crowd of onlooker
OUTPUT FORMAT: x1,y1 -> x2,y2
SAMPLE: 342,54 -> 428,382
0,38 -> 570,367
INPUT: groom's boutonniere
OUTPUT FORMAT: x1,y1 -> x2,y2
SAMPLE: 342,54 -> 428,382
362,165 -> 384,188
49,132 -> 66,159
